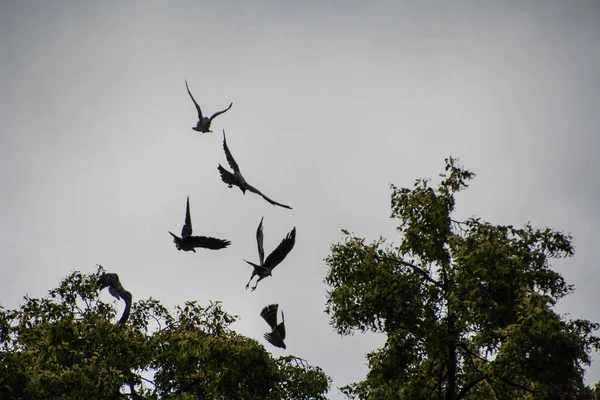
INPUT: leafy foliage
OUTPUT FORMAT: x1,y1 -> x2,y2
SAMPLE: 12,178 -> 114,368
325,157 -> 600,399
0,267 -> 330,399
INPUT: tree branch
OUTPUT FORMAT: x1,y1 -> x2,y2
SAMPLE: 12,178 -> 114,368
139,376 -> 155,387
379,256 -> 444,288
457,348 -> 497,400
455,375 -> 489,400
458,344 -> 536,395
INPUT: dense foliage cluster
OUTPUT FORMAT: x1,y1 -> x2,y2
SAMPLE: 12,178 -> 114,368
325,157 -> 600,400
0,267 -> 330,399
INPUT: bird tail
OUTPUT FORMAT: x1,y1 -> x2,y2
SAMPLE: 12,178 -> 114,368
118,302 -> 131,326
217,164 -> 236,186
118,291 -> 133,326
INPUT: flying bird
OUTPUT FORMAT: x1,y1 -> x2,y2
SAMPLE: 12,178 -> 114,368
244,217 -> 296,291
261,303 -> 286,349
185,80 -> 232,133
218,130 -> 293,210
97,272 -> 132,326
169,196 -> 231,251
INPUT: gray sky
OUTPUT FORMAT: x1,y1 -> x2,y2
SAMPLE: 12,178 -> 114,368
1,1 -> 599,397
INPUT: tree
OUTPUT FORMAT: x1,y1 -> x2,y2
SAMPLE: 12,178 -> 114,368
0,267 -> 330,399
324,157 -> 600,400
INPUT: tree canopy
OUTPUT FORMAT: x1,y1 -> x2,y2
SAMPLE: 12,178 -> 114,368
325,157 -> 600,400
0,267 -> 330,399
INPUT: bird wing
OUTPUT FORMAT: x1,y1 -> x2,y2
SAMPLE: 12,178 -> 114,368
222,130 -> 241,174
218,164 -> 237,187
97,273 -> 119,291
182,196 -> 193,238
185,80 -> 203,119
209,102 -> 233,121
256,217 -> 265,265
276,310 -> 286,340
260,303 -> 279,329
187,236 -> 231,250
264,331 -> 286,349
118,290 -> 132,326
264,227 -> 296,271
246,184 -> 293,210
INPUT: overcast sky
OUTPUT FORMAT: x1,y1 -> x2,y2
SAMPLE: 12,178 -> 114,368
1,1 -> 599,397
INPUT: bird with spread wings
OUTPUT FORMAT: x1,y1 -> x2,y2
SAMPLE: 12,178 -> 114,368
168,196 -> 231,251
261,303 -> 286,349
218,130 -> 292,210
244,217 -> 296,291
185,80 -> 232,133
97,272 -> 132,326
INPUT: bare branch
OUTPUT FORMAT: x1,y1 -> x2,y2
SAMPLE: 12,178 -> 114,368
379,256 -> 444,288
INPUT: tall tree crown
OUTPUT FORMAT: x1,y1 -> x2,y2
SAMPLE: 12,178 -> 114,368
325,157 -> 599,400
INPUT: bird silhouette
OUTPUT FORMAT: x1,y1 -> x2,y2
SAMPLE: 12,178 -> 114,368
185,80 -> 232,133
97,272 -> 132,326
244,217 -> 296,291
261,303 -> 286,349
218,130 -> 292,210
169,196 -> 231,251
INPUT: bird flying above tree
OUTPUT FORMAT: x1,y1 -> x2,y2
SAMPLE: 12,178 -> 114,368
185,80 -> 232,133
261,303 -> 286,349
218,130 -> 292,210
97,272 -> 132,326
244,217 -> 296,291
169,196 -> 231,251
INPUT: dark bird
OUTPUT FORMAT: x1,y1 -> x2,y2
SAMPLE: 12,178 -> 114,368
169,196 -> 231,251
261,303 -> 286,349
218,130 -> 293,210
185,80 -> 232,133
244,217 -> 296,291
97,272 -> 132,326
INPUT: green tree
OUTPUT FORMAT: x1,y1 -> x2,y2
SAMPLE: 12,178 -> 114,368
325,157 -> 600,400
0,267 -> 330,399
